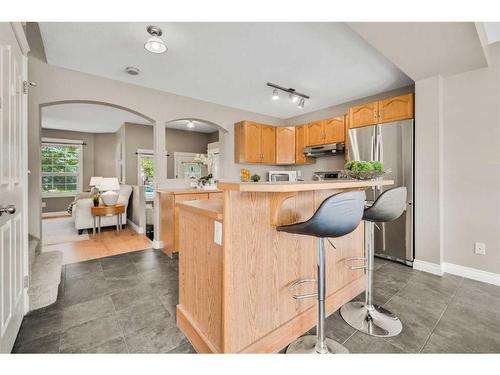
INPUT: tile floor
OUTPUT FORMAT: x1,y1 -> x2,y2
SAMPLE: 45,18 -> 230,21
12,249 -> 500,353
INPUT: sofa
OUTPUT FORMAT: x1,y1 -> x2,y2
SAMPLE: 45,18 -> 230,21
72,184 -> 133,234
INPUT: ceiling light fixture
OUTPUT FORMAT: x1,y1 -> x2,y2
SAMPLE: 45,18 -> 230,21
267,82 -> 310,109
186,121 -> 195,129
271,88 -> 279,100
144,25 -> 167,54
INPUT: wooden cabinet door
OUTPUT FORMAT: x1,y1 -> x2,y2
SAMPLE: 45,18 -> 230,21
295,125 -> 314,165
306,120 -> 324,146
379,93 -> 414,124
235,121 -> 261,163
276,126 -> 296,164
260,125 -> 276,164
349,101 -> 378,128
324,116 -> 345,143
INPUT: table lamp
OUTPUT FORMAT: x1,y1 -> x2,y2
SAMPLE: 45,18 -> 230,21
89,176 -> 103,195
99,177 -> 120,206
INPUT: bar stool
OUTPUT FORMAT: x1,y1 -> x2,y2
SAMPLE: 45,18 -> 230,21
340,187 -> 407,337
277,191 -> 365,354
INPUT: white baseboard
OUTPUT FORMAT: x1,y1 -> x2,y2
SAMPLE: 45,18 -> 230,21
127,219 -> 144,234
413,259 -> 500,286
443,263 -> 500,287
42,211 -> 70,218
152,240 -> 163,250
412,259 -> 443,276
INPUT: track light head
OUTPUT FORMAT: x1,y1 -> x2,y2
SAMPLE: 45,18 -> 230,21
289,93 -> 299,103
298,98 -> 305,109
271,88 -> 279,100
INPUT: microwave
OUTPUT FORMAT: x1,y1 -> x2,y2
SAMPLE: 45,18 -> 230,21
268,171 -> 297,182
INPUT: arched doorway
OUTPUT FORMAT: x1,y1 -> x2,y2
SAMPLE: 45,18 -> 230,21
38,100 -> 155,263
164,118 -> 227,182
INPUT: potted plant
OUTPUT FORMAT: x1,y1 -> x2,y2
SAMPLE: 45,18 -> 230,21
250,174 -> 261,182
92,193 -> 100,207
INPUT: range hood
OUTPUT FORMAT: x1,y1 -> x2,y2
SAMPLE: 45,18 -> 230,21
303,143 -> 345,157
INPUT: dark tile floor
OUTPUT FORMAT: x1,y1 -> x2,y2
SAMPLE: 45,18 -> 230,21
12,249 -> 500,353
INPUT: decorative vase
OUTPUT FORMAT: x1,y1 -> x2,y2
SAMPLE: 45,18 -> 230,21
101,190 -> 119,206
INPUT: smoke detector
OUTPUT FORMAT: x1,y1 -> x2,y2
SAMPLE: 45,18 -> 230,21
125,66 -> 140,76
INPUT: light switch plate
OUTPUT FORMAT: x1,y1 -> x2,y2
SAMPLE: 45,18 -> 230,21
214,221 -> 222,245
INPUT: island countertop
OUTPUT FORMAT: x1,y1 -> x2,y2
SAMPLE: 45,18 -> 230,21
217,179 -> 394,192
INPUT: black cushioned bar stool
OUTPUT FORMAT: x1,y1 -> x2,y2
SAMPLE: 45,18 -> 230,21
277,191 -> 365,354
340,187 -> 407,337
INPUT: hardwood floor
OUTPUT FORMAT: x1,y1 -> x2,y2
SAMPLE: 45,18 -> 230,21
42,227 -> 152,265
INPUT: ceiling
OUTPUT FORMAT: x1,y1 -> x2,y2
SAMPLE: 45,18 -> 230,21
38,22 -> 412,119
42,103 -> 151,133
348,22 -> 488,81
483,23 -> 500,45
166,119 -> 219,133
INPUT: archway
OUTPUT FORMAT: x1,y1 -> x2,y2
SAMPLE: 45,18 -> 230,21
164,118 -> 227,182
38,100 -> 156,260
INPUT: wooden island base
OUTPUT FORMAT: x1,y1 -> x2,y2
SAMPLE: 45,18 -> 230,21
176,180 -> 393,353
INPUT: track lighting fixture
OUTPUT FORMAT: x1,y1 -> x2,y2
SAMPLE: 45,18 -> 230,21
267,82 -> 309,109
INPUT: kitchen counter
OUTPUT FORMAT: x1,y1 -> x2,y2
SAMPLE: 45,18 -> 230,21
176,199 -> 223,221
217,179 -> 393,192
176,178 -> 393,353
157,188 -> 222,195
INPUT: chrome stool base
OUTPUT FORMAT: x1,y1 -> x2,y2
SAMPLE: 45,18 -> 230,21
340,301 -> 402,337
286,335 -> 349,354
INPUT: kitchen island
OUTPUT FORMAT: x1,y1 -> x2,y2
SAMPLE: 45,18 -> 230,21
176,179 -> 393,353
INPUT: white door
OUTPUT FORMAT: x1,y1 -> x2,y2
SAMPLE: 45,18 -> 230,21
0,23 -> 29,353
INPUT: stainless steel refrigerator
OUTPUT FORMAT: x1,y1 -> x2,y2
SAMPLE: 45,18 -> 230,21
348,120 -> 414,265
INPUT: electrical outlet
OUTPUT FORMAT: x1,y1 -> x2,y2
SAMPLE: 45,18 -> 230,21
214,221 -> 222,246
474,242 -> 486,255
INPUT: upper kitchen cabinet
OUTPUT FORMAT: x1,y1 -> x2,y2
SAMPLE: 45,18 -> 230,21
305,117 -> 345,146
295,125 -> 315,165
349,101 -> 379,128
378,93 -> 414,124
234,121 -> 276,164
261,125 -> 277,164
324,116 -> 345,143
348,93 -> 414,128
305,120 -> 324,146
275,126 -> 296,164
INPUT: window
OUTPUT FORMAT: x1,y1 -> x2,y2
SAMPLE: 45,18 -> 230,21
138,154 -> 154,192
41,141 -> 83,196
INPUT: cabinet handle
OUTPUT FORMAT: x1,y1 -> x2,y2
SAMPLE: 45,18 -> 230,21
374,111 -> 377,118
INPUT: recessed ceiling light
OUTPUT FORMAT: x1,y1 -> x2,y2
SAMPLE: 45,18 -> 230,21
144,25 -> 167,54
125,66 -> 140,76
186,121 -> 195,129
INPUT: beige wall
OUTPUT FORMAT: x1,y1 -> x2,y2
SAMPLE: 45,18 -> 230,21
123,123 -> 154,185
28,57 -> 282,237
94,132 -> 118,178
165,128 -> 215,179
440,44 -> 500,274
414,76 -> 444,265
